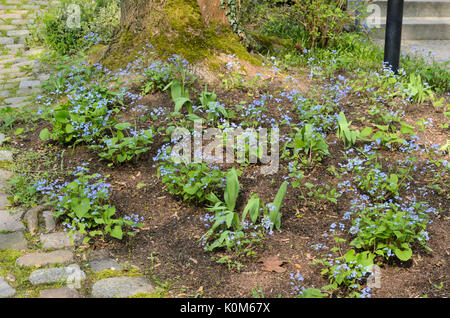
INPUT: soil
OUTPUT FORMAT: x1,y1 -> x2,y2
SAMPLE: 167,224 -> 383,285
9,68 -> 449,299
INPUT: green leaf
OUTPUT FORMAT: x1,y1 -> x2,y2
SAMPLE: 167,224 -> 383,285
272,181 -> 287,213
110,225 -> 123,240
54,110 -> 69,123
206,192 -> 221,205
224,167 -> 239,212
359,127 -> 373,138
39,128 -> 51,141
73,198 -> 90,219
298,288 -> 327,298
393,243 -> 412,261
174,97 -> 191,113
115,122 -> 132,130
65,124 -> 74,134
242,195 -> 260,224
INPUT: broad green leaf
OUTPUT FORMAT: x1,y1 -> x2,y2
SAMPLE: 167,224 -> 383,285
242,195 -> 260,224
73,198 -> 90,219
393,243 -> 412,261
110,225 -> 123,240
39,128 -> 51,141
54,110 -> 69,123
115,122 -> 132,130
224,167 -> 239,212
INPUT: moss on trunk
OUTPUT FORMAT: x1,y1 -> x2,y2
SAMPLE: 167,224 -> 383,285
101,0 -> 260,74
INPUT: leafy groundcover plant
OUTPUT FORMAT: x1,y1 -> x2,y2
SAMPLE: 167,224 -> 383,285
34,166 -> 143,242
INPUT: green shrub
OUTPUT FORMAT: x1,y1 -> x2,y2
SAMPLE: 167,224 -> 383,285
292,0 -> 353,49
36,0 -> 120,55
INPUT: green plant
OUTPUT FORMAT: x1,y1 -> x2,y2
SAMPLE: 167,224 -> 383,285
157,157 -> 226,204
202,168 -> 288,252
40,84 -> 123,145
349,201 -> 433,261
90,123 -> 154,165
296,288 -> 328,298
7,147 -> 62,208
299,182 -> 341,206
34,0 -> 120,55
141,61 -> 173,95
336,112 -> 372,148
163,67 -> 195,115
35,169 -> 143,242
292,0 -> 353,49
0,107 -> 38,133
401,53 -> 449,95
400,73 -> 435,104
198,86 -> 228,122
284,124 -> 329,164
315,249 -> 374,297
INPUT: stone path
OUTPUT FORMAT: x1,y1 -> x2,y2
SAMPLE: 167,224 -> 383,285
0,1 -> 156,298
0,165 -> 156,298
0,0 -> 54,110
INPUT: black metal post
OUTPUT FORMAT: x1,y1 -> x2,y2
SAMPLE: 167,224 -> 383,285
384,0 -> 404,73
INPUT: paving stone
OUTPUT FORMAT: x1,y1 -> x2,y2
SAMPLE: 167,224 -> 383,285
0,57 -> 28,65
11,19 -> 34,25
0,170 -> 13,191
42,210 -> 56,232
0,25 -> 17,31
0,209 -> 24,232
16,88 -> 41,96
3,96 -> 29,104
39,287 -> 80,298
88,249 -> 110,261
92,276 -> 155,298
0,169 -> 12,181
40,232 -> 82,249
0,37 -> 14,45
0,14 -> 23,19
0,150 -> 13,162
89,258 -> 121,272
16,250 -> 73,267
0,192 -> 8,208
5,43 -> 25,50
6,30 -> 30,37
19,79 -> 40,89
0,277 -> 16,298
0,231 -> 27,250
29,264 -> 86,286
24,205 -> 45,235
0,169 -> 12,190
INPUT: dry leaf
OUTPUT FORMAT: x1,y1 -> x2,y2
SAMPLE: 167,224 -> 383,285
258,256 -> 286,273
295,264 -> 301,269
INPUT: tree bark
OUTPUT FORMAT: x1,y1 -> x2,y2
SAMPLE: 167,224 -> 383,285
101,0 -> 255,79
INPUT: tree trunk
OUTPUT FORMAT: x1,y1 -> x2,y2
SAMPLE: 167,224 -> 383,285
101,0 -> 256,80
